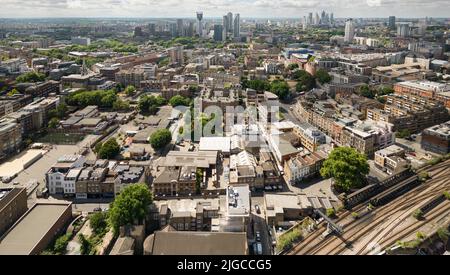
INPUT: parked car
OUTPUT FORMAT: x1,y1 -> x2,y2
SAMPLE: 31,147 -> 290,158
256,231 -> 261,242
255,242 -> 263,255
255,205 -> 261,214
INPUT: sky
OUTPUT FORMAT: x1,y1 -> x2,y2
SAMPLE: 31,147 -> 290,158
0,0 -> 449,19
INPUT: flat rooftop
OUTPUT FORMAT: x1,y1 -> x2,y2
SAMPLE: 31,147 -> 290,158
199,137 -> 231,153
0,149 -> 45,179
226,184 -> 250,217
147,231 -> 247,255
0,202 -> 71,255
161,151 -> 218,168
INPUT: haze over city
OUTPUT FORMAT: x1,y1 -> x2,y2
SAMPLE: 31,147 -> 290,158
0,0 -> 449,18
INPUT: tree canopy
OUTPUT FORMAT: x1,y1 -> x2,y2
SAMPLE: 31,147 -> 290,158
315,69 -> 332,84
108,184 -> 153,235
169,95 -> 191,107
7,88 -> 19,97
138,94 -> 167,115
112,99 -> 130,111
270,80 -> 291,100
48,103 -> 68,120
16,71 -> 46,83
320,147 -> 370,193
89,212 -> 109,236
124,85 -> 136,96
287,63 -> 299,70
150,129 -> 172,150
97,138 -> 120,159
294,70 -> 316,92
241,78 -> 271,91
359,84 -> 375,98
48,117 -> 60,129
66,90 -> 118,108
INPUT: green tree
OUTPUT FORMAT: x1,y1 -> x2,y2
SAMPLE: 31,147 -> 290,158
326,208 -> 336,218
413,209 -> 424,220
16,71 -> 46,83
66,90 -> 118,108
79,234 -> 94,255
396,129 -> 411,138
378,87 -> 394,96
138,95 -> 167,114
112,99 -> 130,111
89,212 -> 108,236
150,129 -> 172,150
100,91 -> 117,108
98,138 -> 120,159
124,85 -> 136,96
287,63 -> 299,70
246,79 -> 271,91
270,80 -> 291,100
320,147 -> 370,193
7,88 -> 19,97
359,85 -> 375,98
108,184 -> 153,235
294,70 -> 315,92
94,142 -> 103,154
56,103 -> 68,119
53,233 -> 72,255
169,95 -> 190,107
48,117 -> 60,129
315,69 -> 332,84
437,227 -> 450,242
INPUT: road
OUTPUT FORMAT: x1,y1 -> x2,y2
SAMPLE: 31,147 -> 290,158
278,99 -> 303,125
252,196 -> 274,255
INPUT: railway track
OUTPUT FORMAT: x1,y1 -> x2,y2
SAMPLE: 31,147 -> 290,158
365,202 -> 450,255
329,168 -> 450,255
288,159 -> 450,255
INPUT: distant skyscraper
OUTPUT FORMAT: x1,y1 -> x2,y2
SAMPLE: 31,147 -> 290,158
315,13 -> 320,25
308,13 -> 313,25
233,13 -> 240,38
330,13 -> 334,24
134,26 -> 143,37
148,23 -> 156,35
418,19 -> 427,36
177,19 -> 184,36
389,16 -> 396,30
321,11 -> 326,24
223,15 -> 229,40
227,12 -> 233,32
344,18 -> 355,42
187,22 -> 194,37
397,23 -> 410,37
169,23 -> 177,37
213,24 -> 223,42
196,12 -> 203,37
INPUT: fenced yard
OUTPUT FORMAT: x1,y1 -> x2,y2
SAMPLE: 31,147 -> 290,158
36,132 -> 86,145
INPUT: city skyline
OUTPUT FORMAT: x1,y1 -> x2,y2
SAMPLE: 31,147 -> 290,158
0,0 -> 449,18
